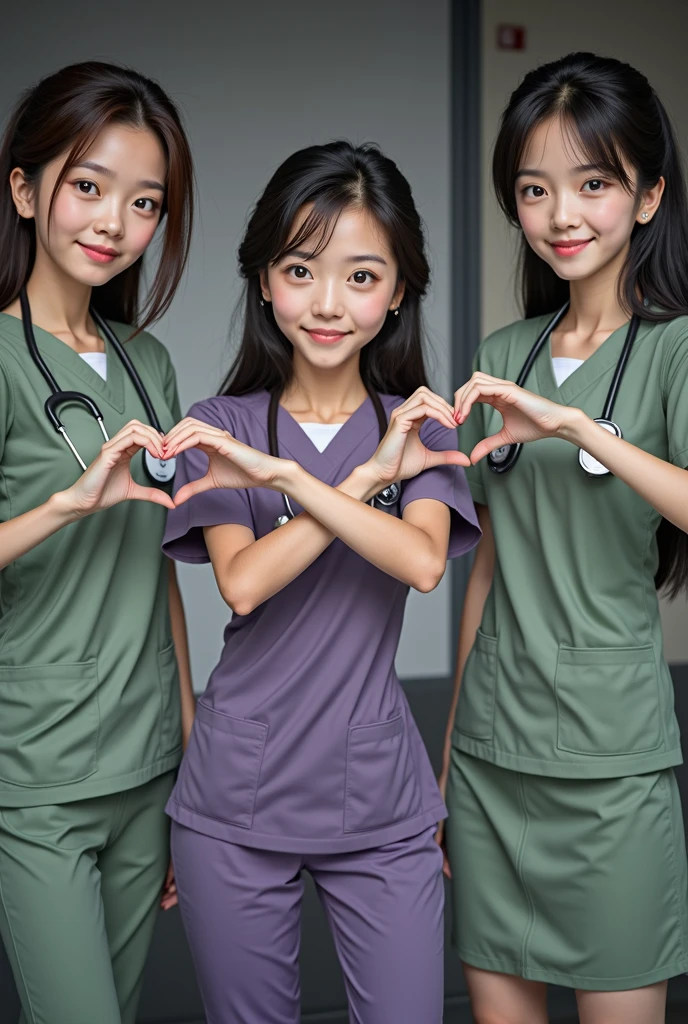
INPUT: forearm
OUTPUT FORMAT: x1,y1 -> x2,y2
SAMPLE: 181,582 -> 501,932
212,466 -> 380,615
281,463 -> 447,592
168,563 -> 195,749
0,491 -> 80,570
562,411 -> 688,530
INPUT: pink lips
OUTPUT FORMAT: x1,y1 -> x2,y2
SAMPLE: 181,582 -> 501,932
305,328 -> 349,345
549,238 -> 593,258
78,242 -> 119,264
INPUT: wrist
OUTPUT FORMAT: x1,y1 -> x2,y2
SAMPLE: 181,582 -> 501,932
47,489 -> 84,525
348,462 -> 386,502
556,406 -> 590,445
273,459 -> 302,494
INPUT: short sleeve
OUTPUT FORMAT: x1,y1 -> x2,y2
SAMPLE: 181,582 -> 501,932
457,349 -> 488,504
0,355 -> 15,464
663,327 -> 688,468
162,400 -> 255,564
399,416 -> 481,558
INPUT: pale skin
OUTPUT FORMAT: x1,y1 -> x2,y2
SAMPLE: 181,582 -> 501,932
164,205 -> 469,624
441,116 -> 672,1024
0,123 -> 194,909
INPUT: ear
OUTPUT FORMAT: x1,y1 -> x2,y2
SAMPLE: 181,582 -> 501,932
9,167 -> 37,220
390,278 -> 406,313
258,269 -> 272,303
637,176 -> 665,226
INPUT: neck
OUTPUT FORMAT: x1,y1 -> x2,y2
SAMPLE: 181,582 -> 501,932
24,245 -> 93,336
565,245 -> 629,335
283,351 -> 369,422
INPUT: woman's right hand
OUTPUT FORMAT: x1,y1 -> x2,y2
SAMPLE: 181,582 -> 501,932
367,387 -> 470,491
59,419 -> 175,518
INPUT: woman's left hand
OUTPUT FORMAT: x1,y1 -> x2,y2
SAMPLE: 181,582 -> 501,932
368,387 -> 470,488
163,418 -> 291,505
453,372 -> 578,462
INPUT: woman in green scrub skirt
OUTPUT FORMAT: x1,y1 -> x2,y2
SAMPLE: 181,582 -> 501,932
439,52 -> 688,1024
0,63 -> 195,1023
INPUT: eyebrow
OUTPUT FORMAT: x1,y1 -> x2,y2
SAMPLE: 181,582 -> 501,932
516,163 -> 606,179
75,161 -> 165,193
285,249 -> 387,265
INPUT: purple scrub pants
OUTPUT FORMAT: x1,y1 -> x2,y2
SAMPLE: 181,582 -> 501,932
171,823 -> 444,1023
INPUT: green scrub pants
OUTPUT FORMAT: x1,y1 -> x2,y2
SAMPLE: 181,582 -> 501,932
0,770 -> 175,1024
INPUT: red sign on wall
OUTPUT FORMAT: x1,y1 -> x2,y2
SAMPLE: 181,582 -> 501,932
497,25 -> 526,51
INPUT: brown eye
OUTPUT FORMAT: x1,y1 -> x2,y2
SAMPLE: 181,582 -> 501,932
289,265 -> 311,279
351,271 -> 373,285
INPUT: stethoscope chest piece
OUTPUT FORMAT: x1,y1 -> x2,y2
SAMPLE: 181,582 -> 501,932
143,451 -> 176,484
578,419 -> 621,477
373,482 -> 400,507
488,442 -> 523,474
274,514 -> 291,529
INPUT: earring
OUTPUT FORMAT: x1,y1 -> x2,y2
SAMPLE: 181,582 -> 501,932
393,307 -> 400,316
260,298 -> 265,306
641,212 -> 649,220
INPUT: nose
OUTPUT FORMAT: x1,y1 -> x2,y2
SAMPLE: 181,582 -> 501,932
311,277 -> 344,319
93,199 -> 125,240
551,189 -> 582,232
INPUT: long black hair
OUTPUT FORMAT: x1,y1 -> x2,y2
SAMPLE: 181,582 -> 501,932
493,51 -> 688,599
0,61 -> 194,329
219,141 -> 430,400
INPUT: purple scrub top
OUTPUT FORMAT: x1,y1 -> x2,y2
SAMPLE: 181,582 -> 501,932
163,390 -> 480,853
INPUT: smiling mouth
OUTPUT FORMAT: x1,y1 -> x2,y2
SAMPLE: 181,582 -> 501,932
77,242 -> 120,263
549,238 -> 594,257
304,328 -> 351,344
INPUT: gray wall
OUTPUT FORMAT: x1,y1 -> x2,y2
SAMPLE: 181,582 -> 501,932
0,0 -> 455,691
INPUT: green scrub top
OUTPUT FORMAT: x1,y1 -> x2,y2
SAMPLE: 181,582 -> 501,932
0,313 -> 182,806
455,313 -> 688,779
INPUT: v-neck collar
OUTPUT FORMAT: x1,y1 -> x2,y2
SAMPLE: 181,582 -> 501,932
534,317 -> 645,407
271,393 -> 380,475
1,312 -> 126,413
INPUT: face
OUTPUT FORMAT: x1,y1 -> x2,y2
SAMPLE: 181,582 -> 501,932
11,123 -> 167,287
515,115 -> 663,285
260,204 -> 405,372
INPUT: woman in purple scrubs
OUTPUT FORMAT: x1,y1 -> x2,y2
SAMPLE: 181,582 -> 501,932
162,142 -> 480,1023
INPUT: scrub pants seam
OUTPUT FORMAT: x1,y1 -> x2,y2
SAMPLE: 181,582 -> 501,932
0,848 -> 37,1023
515,772 -> 535,976
661,772 -> 688,962
109,788 -> 130,845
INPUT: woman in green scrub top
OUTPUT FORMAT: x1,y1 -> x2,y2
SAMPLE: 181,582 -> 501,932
439,53 -> 688,1024
0,63 -> 195,1023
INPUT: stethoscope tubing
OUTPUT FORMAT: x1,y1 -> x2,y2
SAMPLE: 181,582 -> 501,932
20,286 -> 173,483
487,304 -> 640,477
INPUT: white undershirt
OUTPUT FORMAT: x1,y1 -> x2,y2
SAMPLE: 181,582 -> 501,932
299,422 -> 343,452
79,351 -> 108,381
552,356 -> 583,386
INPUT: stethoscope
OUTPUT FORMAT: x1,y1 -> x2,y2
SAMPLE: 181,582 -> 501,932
20,287 -> 175,485
487,303 -> 641,478
267,388 -> 401,529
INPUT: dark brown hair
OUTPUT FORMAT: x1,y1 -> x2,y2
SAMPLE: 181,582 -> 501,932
220,141 -> 431,399
0,61 -> 194,329
493,52 -> 688,598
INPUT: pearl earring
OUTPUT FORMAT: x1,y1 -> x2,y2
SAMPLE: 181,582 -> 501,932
393,307 -> 400,316
641,212 -> 649,220
260,299 -> 265,306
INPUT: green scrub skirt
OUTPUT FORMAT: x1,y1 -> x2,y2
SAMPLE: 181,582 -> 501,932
445,750 -> 688,991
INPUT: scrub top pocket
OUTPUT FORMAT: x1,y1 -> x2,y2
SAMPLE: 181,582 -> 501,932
454,629 -> 498,742
176,702 -> 267,828
555,644 -> 662,756
0,661 -> 99,787
344,712 -> 421,833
